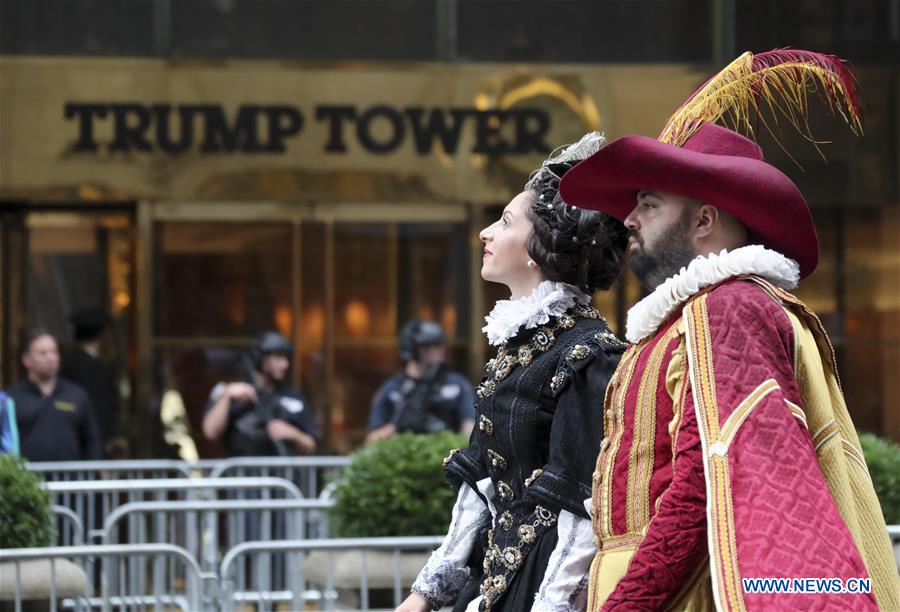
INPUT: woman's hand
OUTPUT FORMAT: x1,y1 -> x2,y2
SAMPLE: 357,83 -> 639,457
395,591 -> 431,612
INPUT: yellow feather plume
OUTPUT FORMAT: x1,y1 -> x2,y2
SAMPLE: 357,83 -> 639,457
659,49 -> 863,151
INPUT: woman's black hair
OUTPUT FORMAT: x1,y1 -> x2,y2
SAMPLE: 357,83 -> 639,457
525,163 -> 627,294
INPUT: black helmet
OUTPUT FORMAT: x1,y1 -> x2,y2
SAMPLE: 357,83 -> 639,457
398,320 -> 445,362
248,331 -> 293,369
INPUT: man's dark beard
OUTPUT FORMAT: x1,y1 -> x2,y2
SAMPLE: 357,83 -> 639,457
628,210 -> 697,291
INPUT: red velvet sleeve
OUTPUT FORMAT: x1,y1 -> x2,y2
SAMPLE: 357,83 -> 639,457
602,384 -> 708,611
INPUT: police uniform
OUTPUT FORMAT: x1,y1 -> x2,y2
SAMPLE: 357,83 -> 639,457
204,385 -> 317,457
6,379 -> 102,461
367,367 -> 475,434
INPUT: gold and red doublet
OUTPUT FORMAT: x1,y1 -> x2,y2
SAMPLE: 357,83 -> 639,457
588,248 -> 898,611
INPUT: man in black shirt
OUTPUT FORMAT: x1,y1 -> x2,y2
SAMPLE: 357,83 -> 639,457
5,329 -> 102,461
202,331 -> 317,456
61,308 -> 120,456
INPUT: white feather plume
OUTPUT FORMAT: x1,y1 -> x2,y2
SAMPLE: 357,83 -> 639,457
524,131 -> 606,190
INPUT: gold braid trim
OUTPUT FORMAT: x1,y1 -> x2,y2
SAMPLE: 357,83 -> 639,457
684,295 -> 746,612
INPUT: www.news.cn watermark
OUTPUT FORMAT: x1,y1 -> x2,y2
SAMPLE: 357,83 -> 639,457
742,578 -> 871,594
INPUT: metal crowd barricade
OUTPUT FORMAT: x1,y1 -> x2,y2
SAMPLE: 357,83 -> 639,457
31,460 -> 200,544
0,544 -> 212,612
889,524 -> 900,572
218,536 -> 444,612
27,460 -> 196,482
208,456 -> 352,500
29,457 -> 349,535
46,477 -> 304,547
100,497 -> 335,597
29,456 -> 351,492
51,505 -> 85,546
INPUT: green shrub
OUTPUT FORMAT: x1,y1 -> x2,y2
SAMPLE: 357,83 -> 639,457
859,433 -> 900,525
0,455 -> 53,548
332,432 -> 468,537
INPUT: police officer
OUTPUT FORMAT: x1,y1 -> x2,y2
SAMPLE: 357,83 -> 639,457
365,320 -> 475,444
202,331 -> 317,456
5,328 -> 102,461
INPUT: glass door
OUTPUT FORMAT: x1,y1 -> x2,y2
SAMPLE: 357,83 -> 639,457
153,206 -> 475,456
5,207 -> 137,457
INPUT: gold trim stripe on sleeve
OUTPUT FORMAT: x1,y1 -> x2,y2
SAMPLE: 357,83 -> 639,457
626,326 -> 678,532
685,295 -> 746,612
813,419 -> 839,452
841,439 -> 870,475
717,379 -> 780,452
784,399 -> 807,429
596,344 -> 641,538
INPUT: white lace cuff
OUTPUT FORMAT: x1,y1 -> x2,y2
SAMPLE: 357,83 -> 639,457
463,594 -> 483,612
532,509 -> 594,611
474,476 -> 498,520
411,483 -> 490,607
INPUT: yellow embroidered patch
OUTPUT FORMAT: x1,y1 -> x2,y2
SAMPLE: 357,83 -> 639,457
54,401 -> 77,412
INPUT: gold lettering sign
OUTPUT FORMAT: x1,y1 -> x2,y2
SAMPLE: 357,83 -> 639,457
0,57 -> 706,203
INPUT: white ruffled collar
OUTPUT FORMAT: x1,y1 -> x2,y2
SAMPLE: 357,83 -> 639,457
625,245 -> 800,344
483,280 -> 591,346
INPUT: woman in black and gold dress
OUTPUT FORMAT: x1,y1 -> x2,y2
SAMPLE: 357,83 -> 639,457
398,133 -> 628,612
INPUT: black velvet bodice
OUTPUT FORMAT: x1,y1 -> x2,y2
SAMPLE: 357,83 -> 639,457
443,307 -> 626,610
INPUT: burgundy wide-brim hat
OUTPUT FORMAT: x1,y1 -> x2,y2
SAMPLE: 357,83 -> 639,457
559,123 -> 819,278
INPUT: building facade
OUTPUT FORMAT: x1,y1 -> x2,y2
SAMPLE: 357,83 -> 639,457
1,1 -> 897,454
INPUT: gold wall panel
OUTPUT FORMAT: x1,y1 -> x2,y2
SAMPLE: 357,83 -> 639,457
0,57 -> 708,204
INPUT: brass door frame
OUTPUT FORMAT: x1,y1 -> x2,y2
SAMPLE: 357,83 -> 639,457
0,206 -> 26,385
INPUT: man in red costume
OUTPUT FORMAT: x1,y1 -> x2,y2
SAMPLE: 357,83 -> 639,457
559,59 -> 899,609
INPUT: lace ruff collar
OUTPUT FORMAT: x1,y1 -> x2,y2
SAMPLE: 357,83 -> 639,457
483,281 -> 591,346
625,245 -> 800,344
